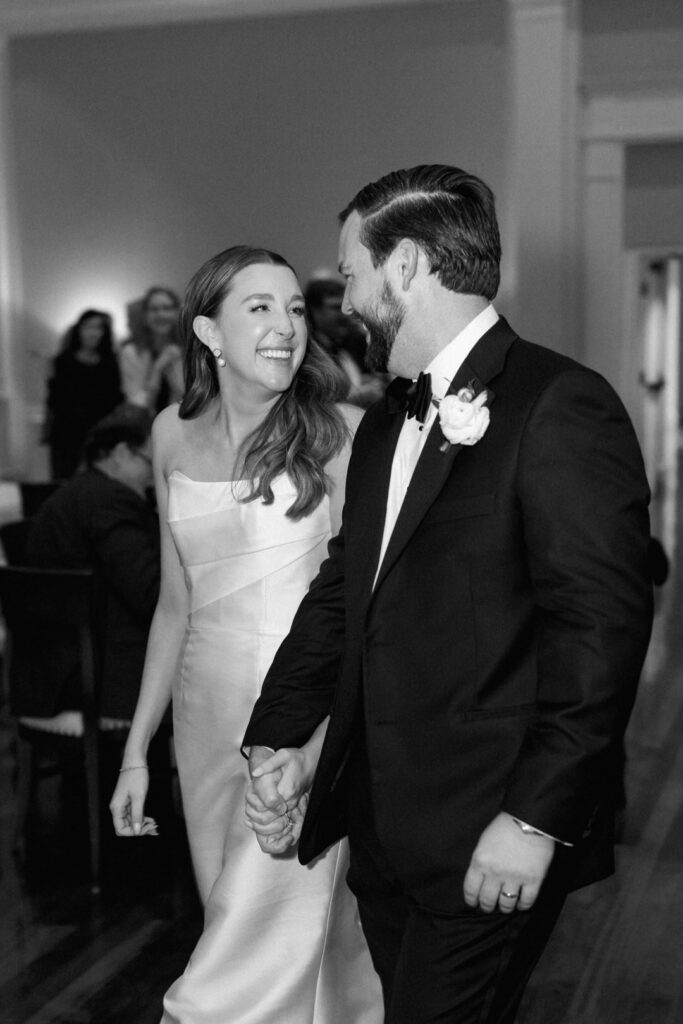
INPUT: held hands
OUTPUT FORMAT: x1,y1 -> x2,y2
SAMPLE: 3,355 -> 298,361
246,746 -> 314,854
463,811 -> 555,914
109,766 -> 158,838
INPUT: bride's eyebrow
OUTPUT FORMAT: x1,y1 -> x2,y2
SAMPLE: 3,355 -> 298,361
241,293 -> 305,303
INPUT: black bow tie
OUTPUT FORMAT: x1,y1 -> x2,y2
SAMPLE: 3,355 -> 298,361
386,371 -> 433,424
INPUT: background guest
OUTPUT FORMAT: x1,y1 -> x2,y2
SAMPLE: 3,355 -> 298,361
305,276 -> 386,407
119,286 -> 184,412
23,407 -> 160,724
43,309 -> 123,480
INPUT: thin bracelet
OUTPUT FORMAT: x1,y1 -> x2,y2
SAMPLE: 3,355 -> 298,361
119,764 -> 149,773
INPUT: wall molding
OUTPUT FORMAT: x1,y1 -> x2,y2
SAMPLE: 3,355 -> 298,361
582,70 -> 683,99
0,0 -> 474,37
583,89 -> 683,144
507,0 -> 576,23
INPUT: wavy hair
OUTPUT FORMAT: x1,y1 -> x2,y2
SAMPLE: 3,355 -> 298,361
178,245 -> 350,520
339,164 -> 501,300
60,309 -> 115,359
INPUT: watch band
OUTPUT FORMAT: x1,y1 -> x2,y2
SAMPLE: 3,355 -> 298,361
512,817 -> 546,837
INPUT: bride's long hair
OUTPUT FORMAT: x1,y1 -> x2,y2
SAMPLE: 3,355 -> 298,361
179,245 -> 350,520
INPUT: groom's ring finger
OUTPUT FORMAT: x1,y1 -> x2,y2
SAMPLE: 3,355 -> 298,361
499,888 -> 521,913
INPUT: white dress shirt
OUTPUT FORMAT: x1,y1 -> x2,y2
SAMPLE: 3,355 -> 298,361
374,304 -> 499,584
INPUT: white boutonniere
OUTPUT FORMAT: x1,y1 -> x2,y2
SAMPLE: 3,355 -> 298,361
433,384 -> 490,452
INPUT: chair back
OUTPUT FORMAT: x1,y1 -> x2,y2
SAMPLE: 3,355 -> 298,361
0,520 -> 32,566
0,565 -> 104,891
0,565 -> 96,629
19,481 -> 63,519
0,566 -> 100,715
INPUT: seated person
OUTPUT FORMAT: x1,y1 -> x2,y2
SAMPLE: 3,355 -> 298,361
21,409 -> 160,724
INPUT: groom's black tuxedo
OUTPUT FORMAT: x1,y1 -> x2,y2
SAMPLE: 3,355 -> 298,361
244,316 -> 652,917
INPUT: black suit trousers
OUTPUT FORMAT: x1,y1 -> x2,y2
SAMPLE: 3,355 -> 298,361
345,738 -> 568,1024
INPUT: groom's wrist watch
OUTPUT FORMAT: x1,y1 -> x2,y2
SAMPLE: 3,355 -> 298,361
512,817 -> 546,837
512,817 -> 573,847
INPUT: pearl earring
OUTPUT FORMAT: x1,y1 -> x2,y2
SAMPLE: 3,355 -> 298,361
213,347 -> 226,368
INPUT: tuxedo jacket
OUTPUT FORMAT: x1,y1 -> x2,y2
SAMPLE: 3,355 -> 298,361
19,468 -> 160,720
243,317 -> 653,912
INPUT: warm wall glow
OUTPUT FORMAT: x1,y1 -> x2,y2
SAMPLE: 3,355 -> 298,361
49,272 -> 145,342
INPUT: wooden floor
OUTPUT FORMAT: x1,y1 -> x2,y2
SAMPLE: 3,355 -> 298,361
1,531 -> 682,1021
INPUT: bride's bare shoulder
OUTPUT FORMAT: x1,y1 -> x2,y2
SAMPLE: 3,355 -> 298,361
152,402 -> 184,444
152,403 -> 195,470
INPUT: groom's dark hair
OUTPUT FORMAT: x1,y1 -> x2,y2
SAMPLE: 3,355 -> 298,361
339,164 -> 501,300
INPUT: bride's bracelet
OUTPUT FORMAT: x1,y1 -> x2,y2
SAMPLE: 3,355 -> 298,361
119,764 -> 149,773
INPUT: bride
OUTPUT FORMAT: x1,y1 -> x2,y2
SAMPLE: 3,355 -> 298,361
109,245 -> 382,1023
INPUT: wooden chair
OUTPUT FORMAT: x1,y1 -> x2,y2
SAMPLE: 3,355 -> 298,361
0,566 -> 103,892
0,519 -> 32,566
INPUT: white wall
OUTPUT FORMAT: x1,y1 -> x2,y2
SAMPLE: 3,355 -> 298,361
9,0 -> 506,411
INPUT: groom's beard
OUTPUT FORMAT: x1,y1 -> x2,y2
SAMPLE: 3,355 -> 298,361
360,281 -> 406,373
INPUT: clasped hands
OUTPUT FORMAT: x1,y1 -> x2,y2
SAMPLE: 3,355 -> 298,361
245,745 -> 313,854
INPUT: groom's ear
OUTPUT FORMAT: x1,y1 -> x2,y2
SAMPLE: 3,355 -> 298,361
391,238 -> 420,292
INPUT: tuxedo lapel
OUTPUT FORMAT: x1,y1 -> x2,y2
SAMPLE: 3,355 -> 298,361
348,403 -> 405,606
373,317 -> 517,594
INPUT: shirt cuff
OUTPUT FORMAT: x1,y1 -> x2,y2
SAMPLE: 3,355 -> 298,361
512,817 -> 574,847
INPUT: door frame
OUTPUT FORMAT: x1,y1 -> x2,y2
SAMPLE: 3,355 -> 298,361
580,90 -> 683,442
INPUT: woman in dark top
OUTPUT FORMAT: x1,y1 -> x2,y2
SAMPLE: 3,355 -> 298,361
45,309 -> 123,479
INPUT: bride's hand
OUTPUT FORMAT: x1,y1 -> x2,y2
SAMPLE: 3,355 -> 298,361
248,794 -> 309,854
110,766 -> 158,837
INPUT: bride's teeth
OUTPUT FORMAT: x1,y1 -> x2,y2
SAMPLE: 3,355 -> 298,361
260,350 -> 291,359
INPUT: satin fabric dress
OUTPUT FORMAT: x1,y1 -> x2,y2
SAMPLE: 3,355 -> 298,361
161,471 -> 383,1024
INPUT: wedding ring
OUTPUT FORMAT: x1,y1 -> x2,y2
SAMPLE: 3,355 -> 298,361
501,890 -> 520,899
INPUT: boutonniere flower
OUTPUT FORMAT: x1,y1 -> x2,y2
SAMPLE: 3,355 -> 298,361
433,384 -> 490,452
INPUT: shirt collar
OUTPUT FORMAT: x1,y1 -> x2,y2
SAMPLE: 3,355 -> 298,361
425,304 -> 499,401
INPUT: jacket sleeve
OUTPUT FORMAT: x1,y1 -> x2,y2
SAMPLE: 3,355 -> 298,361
242,526 -> 347,752
503,368 -> 653,842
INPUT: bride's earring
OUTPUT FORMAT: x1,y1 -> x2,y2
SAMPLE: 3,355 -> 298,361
213,347 -> 226,368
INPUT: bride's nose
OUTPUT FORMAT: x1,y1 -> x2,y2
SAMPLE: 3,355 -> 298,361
273,311 -> 295,339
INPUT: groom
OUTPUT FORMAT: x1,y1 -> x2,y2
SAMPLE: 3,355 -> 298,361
242,165 -> 653,1022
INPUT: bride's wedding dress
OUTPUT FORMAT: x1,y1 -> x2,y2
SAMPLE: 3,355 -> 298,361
161,471 -> 382,1024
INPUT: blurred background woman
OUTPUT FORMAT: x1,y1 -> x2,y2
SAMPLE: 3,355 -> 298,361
43,308 -> 123,479
119,286 -> 184,412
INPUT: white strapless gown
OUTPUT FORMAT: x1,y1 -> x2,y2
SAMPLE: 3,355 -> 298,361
161,471 -> 383,1024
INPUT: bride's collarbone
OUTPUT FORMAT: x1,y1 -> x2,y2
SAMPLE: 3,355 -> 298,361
168,409 -> 260,481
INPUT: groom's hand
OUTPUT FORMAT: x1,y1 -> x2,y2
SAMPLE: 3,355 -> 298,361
463,811 -> 555,914
252,746 -> 312,808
